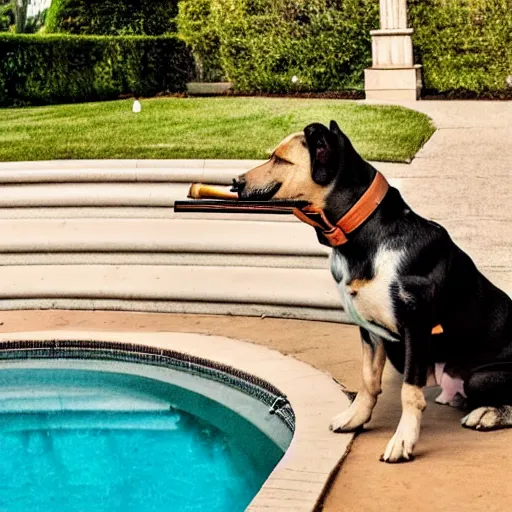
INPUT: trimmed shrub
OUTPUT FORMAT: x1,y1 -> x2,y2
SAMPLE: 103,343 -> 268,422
180,0 -> 378,92
177,0 -> 224,81
0,0 -> 14,32
0,34 -> 194,106
409,0 -> 512,95
45,0 -> 178,36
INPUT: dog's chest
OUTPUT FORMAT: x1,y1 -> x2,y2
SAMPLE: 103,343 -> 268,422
330,247 -> 403,341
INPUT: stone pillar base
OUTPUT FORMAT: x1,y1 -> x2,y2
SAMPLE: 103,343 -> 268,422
364,65 -> 422,101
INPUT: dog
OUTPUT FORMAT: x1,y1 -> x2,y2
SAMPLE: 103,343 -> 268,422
232,121 -> 512,463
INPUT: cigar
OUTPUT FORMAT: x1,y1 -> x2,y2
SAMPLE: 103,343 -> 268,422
188,183 -> 238,200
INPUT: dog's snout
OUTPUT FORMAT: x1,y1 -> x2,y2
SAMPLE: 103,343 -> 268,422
231,177 -> 246,194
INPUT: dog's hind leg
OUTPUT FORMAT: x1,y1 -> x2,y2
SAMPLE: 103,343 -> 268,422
330,329 -> 386,432
461,362 -> 512,430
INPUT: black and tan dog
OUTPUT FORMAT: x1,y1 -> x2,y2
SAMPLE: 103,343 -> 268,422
232,121 -> 512,463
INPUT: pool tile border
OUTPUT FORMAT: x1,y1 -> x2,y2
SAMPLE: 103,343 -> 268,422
0,330 -> 353,512
0,339 -> 296,432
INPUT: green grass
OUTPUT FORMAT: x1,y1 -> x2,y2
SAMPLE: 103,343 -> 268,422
0,98 -> 435,162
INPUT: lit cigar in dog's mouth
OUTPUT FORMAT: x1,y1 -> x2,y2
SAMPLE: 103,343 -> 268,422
187,183 -> 238,200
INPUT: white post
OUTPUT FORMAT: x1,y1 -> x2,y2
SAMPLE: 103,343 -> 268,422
364,0 -> 422,101
380,0 -> 408,29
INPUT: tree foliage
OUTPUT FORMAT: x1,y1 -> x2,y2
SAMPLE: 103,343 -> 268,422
0,0 -> 15,32
409,0 -> 512,94
45,0 -> 178,35
179,0 -> 378,92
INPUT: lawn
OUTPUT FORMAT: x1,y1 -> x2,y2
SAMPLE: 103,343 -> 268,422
0,98 -> 435,163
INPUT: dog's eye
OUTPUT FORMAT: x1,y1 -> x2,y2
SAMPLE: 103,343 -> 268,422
274,155 -> 291,165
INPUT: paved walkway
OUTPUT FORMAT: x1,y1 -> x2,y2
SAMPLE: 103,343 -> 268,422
371,100 -> 511,294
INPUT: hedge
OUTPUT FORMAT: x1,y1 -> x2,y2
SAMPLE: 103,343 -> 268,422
0,34 -> 194,107
178,0 -> 511,96
45,0 -> 178,36
409,0 -> 512,95
3,1 -> 510,102
179,0 -> 378,93
177,0 -> 224,82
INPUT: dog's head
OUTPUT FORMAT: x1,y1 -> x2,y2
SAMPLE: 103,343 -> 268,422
233,120 -> 356,208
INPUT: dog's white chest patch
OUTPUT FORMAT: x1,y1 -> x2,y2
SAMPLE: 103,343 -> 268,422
331,247 -> 403,341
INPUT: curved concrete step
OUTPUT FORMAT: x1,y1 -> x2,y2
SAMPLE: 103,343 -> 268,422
0,207 -> 298,222
0,183 -> 189,207
0,218 -> 327,256
0,168 -> 236,184
0,253 -> 327,269
0,265 -> 340,308
0,159 -> 262,170
0,159 -> 507,321
0,158 -> 399,185
0,299 -> 349,323
0,159 -> 258,184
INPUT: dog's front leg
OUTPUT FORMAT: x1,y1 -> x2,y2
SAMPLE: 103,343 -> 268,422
331,329 -> 386,432
381,324 -> 429,463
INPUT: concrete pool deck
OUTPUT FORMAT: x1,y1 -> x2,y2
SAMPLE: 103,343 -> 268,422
0,326 -> 353,512
1,310 -> 512,512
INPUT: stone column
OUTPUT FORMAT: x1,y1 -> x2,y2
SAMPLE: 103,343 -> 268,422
364,0 -> 422,101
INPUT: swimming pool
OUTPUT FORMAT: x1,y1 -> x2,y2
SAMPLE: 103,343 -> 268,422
0,341 -> 294,512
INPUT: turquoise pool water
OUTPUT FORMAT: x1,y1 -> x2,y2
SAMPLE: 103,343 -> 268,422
0,363 -> 289,512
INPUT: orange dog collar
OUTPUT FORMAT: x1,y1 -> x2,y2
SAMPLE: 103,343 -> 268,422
292,172 -> 389,247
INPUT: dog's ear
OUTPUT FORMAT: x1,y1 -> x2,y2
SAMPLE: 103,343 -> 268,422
329,120 -> 343,137
304,122 -> 341,186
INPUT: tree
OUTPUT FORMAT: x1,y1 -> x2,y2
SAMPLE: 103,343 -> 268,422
0,0 -> 15,32
14,0 -> 27,32
45,0 -> 178,35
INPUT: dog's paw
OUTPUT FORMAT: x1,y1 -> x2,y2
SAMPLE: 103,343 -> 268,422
380,432 -> 416,463
330,395 -> 374,433
380,412 -> 420,463
330,408 -> 367,433
461,406 -> 505,430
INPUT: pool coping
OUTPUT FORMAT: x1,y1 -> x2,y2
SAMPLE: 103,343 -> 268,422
0,330 -> 354,512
